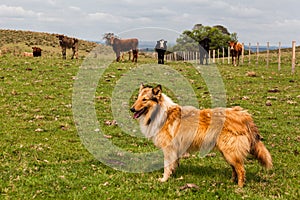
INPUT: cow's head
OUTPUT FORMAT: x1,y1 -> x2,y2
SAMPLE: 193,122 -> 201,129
110,36 -> 115,45
159,40 -> 164,48
228,41 -> 237,50
56,35 -> 65,46
157,39 -> 167,50
32,47 -> 42,52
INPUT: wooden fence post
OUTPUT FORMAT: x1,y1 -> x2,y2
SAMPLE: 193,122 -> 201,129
248,43 -> 251,64
292,41 -> 296,73
228,47 -> 230,64
241,43 -> 244,65
266,42 -> 270,68
222,47 -> 225,64
278,42 -> 281,71
256,42 -> 259,66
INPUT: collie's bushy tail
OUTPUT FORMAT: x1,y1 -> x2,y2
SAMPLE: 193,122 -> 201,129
252,140 -> 273,169
247,120 -> 273,169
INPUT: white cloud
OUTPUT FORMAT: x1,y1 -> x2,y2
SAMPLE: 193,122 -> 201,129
0,5 -> 37,18
46,0 -> 58,6
0,0 -> 300,45
87,12 -> 122,23
274,19 -> 300,27
69,6 -> 81,11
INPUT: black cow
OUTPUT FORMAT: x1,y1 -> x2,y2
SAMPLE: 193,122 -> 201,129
56,34 -> 79,59
32,47 -> 42,57
199,37 -> 211,65
155,39 -> 167,64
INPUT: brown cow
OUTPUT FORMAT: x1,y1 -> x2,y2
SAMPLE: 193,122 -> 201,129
229,41 -> 243,66
32,47 -> 42,57
56,34 -> 79,59
110,37 -> 139,62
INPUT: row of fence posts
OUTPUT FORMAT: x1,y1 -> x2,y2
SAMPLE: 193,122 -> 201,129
165,41 -> 297,73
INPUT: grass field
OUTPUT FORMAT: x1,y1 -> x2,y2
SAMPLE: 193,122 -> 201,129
1,41 -> 300,199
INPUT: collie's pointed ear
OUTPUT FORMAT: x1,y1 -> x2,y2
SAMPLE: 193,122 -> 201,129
139,83 -> 145,92
152,85 -> 162,96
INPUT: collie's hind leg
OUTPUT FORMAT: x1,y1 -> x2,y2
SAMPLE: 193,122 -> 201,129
234,162 -> 245,187
231,165 -> 238,183
225,156 -> 246,187
222,151 -> 246,187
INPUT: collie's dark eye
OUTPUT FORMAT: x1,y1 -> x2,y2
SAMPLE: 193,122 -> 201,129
142,98 -> 147,102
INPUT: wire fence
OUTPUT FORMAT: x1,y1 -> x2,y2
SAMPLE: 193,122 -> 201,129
163,41 -> 297,73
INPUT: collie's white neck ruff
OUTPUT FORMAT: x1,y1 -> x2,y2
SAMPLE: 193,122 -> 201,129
138,93 -> 177,139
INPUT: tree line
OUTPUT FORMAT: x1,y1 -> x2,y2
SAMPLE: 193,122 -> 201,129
169,24 -> 237,55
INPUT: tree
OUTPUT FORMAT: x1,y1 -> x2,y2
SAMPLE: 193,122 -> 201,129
213,25 -> 230,35
230,32 -> 238,42
169,24 -> 237,55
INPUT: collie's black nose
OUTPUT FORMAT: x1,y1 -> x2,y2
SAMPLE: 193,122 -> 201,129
130,108 -> 135,113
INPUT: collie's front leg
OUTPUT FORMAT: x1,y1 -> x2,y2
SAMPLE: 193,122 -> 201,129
159,148 -> 179,182
158,166 -> 172,182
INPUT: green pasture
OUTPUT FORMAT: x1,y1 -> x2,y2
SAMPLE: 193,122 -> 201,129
0,48 -> 299,199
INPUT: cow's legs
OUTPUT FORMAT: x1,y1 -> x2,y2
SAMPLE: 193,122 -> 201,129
71,47 -> 78,59
71,48 -> 75,59
232,55 -> 237,66
205,52 -> 209,65
62,47 -> 67,59
161,53 -> 165,64
234,57 -> 237,66
132,50 -> 138,62
158,52 -> 162,64
128,51 -> 132,61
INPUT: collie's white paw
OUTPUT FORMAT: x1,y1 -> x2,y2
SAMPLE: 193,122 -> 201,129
158,177 -> 168,182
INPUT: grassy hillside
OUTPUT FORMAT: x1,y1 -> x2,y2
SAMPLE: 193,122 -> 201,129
0,30 -> 300,199
0,29 -> 98,58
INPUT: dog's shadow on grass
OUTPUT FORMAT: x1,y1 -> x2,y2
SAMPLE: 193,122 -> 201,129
171,161 -> 268,185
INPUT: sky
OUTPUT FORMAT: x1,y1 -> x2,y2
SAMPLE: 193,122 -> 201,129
1,0 -> 300,46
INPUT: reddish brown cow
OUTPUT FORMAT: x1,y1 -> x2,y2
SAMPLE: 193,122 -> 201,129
229,41 -> 243,66
110,37 -> 139,62
56,34 -> 79,59
32,47 -> 42,57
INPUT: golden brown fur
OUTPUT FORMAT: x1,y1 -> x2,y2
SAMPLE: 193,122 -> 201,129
130,84 -> 273,187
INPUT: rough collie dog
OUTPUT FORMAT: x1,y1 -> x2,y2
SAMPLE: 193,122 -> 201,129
130,84 -> 273,187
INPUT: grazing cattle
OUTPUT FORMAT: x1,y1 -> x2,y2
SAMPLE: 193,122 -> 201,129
229,41 -> 243,66
199,37 -> 211,65
23,52 -> 33,57
32,47 -> 42,57
56,34 -> 79,59
110,37 -> 139,62
155,39 -> 167,64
